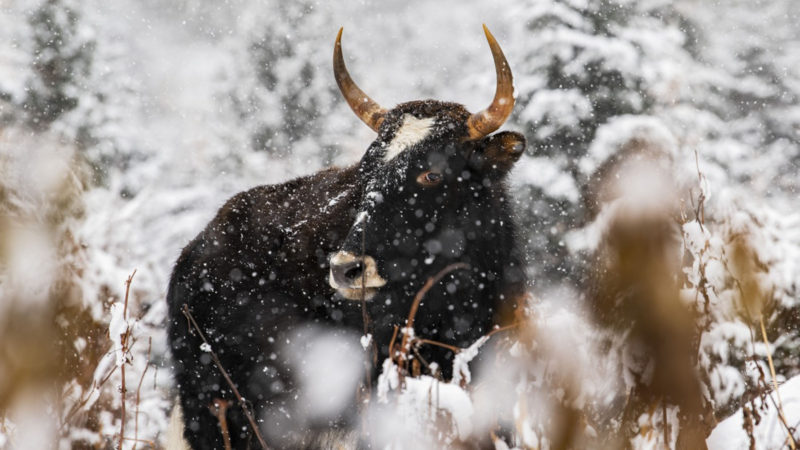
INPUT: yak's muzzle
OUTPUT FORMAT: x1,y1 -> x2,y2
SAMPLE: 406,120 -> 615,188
328,251 -> 387,300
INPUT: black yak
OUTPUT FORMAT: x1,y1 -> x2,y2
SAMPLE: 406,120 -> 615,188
166,25 -> 527,449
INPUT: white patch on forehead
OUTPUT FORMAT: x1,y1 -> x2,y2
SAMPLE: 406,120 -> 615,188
383,114 -> 436,162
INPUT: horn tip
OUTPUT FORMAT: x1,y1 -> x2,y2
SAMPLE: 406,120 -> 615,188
336,27 -> 343,43
482,24 -> 495,41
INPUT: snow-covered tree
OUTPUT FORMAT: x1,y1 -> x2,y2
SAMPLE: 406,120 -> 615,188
495,0 -> 800,446
226,1 -> 343,165
500,0 -> 693,288
22,0 -> 94,131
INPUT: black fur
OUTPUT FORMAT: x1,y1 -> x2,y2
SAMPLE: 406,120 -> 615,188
166,100 -> 527,449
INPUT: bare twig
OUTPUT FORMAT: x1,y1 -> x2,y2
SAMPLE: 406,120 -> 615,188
62,307 -> 148,431
119,269 -> 136,450
359,225 -> 374,401
121,436 -> 156,448
61,374 -> 111,432
414,338 -> 462,354
410,346 -> 431,376
210,398 -> 232,450
743,403 -> 757,450
123,270 -> 136,318
354,225 -> 377,440
100,364 -> 119,387
388,325 -> 400,361
400,263 -> 470,358
693,150 -> 706,230
485,322 -> 518,339
393,267 -> 513,380
132,337 -> 152,450
759,316 -> 797,449
181,304 -> 270,450
360,222 -> 370,337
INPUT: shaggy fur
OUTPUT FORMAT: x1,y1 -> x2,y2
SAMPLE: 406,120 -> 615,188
166,100 -> 527,449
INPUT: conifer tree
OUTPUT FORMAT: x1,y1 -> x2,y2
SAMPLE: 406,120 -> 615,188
227,1 -> 341,163
23,0 -> 94,130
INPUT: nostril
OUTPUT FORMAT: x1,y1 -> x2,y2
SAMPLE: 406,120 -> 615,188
331,258 -> 368,287
344,261 -> 364,281
329,254 -> 385,291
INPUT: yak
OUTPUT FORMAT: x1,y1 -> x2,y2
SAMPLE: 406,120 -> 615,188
166,26 -> 527,449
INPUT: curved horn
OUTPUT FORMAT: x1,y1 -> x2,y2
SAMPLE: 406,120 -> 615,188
466,25 -> 515,139
333,28 -> 386,132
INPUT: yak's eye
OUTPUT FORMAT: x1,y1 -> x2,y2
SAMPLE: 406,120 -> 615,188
417,171 -> 443,187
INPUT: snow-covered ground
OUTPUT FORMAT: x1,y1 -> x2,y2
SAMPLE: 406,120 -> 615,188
708,376 -> 800,450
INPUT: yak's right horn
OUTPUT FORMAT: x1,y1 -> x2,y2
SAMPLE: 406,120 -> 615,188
333,28 -> 387,133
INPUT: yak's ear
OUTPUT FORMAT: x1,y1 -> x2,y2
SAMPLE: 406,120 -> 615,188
471,131 -> 526,174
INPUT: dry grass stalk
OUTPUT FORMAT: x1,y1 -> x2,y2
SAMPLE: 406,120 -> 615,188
759,316 -> 797,450
118,269 -> 136,450
181,304 -> 270,450
728,236 -> 796,447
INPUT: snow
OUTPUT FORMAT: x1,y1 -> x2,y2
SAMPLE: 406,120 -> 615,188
108,302 -> 128,366
402,375 -> 475,440
511,156 -> 580,202
707,375 -> 800,450
360,333 -> 373,350
579,114 -> 678,176
451,335 -> 490,387
375,359 -> 476,445
377,358 -> 401,403
286,327 -> 363,421
354,211 -> 369,226
327,191 -> 348,207
519,89 -> 592,140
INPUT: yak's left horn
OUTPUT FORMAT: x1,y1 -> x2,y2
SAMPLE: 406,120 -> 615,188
333,28 -> 386,132
466,25 -> 515,139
